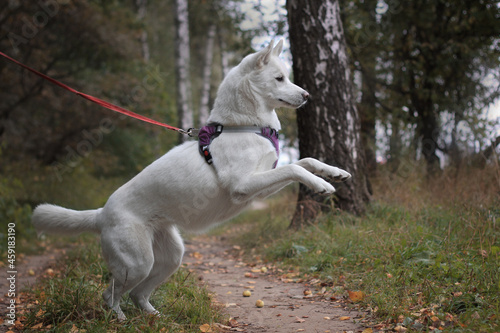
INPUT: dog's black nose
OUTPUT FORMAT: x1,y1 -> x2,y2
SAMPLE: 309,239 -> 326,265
302,92 -> 310,101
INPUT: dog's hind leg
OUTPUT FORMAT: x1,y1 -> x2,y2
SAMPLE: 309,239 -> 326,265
129,226 -> 184,315
100,224 -> 155,321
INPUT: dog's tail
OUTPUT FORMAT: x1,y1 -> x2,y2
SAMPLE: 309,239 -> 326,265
32,204 -> 101,236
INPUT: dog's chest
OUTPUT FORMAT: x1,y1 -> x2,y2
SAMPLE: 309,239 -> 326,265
199,126 -> 279,170
208,132 -> 279,172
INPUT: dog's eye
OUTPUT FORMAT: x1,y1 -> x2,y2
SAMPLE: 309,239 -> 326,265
275,76 -> 284,82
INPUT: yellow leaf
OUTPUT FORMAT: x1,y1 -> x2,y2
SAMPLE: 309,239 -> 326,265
199,324 -> 212,332
339,316 -> 351,321
362,329 -> 373,333
348,290 -> 365,303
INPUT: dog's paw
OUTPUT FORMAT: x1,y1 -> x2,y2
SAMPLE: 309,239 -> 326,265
326,167 -> 351,182
312,181 -> 336,195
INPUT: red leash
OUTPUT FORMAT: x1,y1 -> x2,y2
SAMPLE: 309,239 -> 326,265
0,51 -> 193,135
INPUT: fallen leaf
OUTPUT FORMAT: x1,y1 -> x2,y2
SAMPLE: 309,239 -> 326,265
199,323 -> 212,332
192,252 -> 203,259
323,316 -> 331,320
348,290 -> 365,303
69,324 -> 86,333
228,318 -> 239,327
362,328 -> 373,333
215,323 -> 231,329
295,316 -> 305,323
339,316 -> 350,321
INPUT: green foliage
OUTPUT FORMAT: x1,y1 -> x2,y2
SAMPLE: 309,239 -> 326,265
0,172 -> 35,259
342,0 -> 500,169
25,236 -> 227,332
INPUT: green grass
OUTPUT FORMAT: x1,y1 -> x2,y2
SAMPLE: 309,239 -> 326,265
24,235 -> 227,332
228,176 -> 500,332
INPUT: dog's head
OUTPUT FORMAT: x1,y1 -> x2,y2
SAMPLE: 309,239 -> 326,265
239,40 -> 310,110
210,40 -> 309,128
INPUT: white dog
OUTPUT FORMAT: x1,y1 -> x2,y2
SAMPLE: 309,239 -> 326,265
32,40 -> 351,320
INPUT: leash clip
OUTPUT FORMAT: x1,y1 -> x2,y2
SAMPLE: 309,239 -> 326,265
178,128 -> 200,137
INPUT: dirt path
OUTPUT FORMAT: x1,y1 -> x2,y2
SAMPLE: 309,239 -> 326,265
0,234 -> 368,333
184,234 -> 367,333
0,248 -> 65,332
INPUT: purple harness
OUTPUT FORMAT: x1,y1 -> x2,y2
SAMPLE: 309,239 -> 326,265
198,124 -> 280,168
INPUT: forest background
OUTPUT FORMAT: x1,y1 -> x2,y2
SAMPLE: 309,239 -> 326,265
1,0 -> 498,222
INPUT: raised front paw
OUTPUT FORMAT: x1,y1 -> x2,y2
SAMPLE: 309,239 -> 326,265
311,180 -> 336,195
325,167 -> 351,182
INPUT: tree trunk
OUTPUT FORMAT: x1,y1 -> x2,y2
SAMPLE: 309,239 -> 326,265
359,66 -> 377,177
136,0 -> 150,62
388,115 -> 402,172
198,24 -> 216,126
174,0 -> 193,143
218,28 -> 230,78
287,0 -> 370,228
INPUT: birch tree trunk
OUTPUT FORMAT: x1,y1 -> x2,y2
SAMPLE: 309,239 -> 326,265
136,0 -> 150,62
218,29 -> 230,78
198,24 -> 216,126
287,0 -> 370,226
174,0 -> 193,143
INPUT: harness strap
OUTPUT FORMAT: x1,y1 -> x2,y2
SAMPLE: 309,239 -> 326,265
198,124 -> 280,168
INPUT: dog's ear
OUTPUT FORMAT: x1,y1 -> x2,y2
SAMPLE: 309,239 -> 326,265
272,39 -> 284,56
256,41 -> 274,68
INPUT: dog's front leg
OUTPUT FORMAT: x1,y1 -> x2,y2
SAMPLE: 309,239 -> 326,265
229,164 -> 336,204
294,158 -> 352,182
